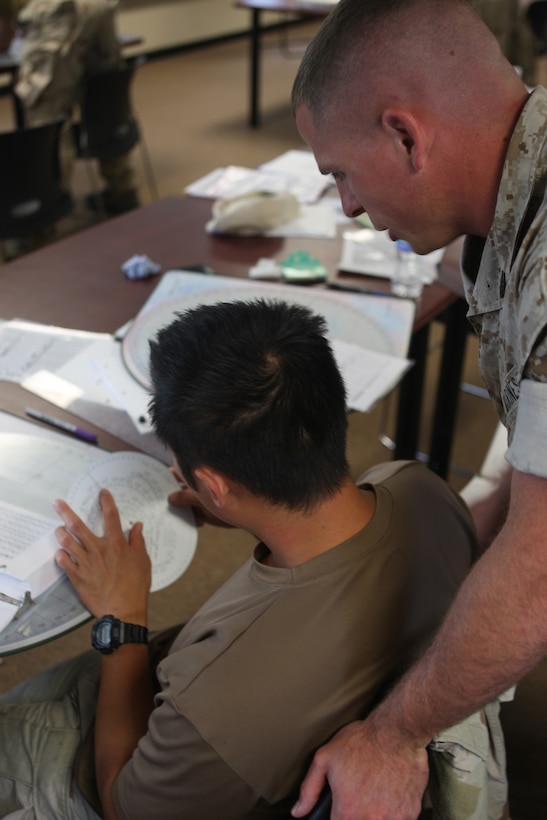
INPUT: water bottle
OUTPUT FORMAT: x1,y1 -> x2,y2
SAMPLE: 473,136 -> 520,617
391,240 -> 424,299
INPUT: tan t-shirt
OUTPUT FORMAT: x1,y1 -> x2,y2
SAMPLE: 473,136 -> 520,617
113,461 -> 476,820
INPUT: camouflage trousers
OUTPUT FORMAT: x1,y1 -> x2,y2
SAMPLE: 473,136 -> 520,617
0,651 -> 102,819
426,696 -> 511,820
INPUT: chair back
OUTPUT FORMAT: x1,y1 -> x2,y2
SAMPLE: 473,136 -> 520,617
0,118 -> 73,239
76,61 -> 140,160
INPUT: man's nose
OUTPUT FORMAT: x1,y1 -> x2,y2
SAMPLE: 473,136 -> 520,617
338,185 -> 364,219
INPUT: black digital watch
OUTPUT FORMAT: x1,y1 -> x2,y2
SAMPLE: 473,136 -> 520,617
92,614 -> 148,655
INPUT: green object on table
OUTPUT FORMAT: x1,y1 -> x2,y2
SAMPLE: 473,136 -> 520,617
280,250 -> 328,284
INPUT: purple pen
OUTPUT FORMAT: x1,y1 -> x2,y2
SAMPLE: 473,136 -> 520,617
25,408 -> 98,444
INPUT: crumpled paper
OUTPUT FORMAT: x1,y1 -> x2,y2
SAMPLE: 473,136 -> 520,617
122,254 -> 161,280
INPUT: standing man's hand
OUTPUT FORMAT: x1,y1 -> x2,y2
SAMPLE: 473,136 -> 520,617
291,718 -> 429,820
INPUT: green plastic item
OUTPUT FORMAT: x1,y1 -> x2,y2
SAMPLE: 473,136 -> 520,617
280,250 -> 328,284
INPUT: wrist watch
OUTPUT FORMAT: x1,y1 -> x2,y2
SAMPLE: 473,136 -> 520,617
92,614 -> 148,655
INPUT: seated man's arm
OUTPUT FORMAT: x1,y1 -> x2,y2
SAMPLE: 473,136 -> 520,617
95,647 -> 155,820
55,489 -> 265,820
293,468 -> 547,820
54,490 -> 155,820
111,700 -> 263,820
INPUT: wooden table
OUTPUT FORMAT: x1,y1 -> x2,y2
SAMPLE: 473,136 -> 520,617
1,195 -> 467,476
235,0 -> 336,126
0,194 -> 468,652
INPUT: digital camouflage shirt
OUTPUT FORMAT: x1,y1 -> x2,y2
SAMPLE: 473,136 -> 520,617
462,86 -> 547,477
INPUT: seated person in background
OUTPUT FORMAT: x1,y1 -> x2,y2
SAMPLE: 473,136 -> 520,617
11,0 -> 139,215
0,300 -> 502,818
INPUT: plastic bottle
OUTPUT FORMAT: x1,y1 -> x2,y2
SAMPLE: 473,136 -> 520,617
391,239 -> 424,299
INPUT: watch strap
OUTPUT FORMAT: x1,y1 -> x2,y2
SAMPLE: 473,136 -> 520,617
118,620 -> 148,646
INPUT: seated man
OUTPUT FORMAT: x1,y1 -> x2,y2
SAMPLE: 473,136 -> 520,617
0,300 -> 499,818
10,0 -> 139,215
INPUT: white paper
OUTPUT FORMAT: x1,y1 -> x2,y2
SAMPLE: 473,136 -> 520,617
55,337 -> 153,433
331,339 -> 412,412
66,452 -> 196,592
0,320 -> 106,383
339,229 -> 443,281
0,421 -> 197,634
0,501 -> 62,598
184,158 -> 331,205
206,202 -> 337,239
265,203 -> 336,238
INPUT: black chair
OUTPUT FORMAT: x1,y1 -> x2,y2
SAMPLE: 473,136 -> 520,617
527,0 -> 547,54
72,58 -> 158,210
0,118 -> 73,254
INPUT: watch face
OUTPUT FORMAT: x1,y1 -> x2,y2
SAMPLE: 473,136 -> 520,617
94,620 -> 113,648
92,616 -> 119,653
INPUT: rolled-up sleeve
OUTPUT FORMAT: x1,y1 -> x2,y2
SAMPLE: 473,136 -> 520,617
506,379 -> 547,477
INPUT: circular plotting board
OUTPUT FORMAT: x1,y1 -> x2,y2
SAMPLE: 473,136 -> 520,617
66,451 -> 197,592
122,282 -> 394,388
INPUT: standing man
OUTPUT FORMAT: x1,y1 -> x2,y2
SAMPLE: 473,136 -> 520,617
291,1 -> 547,818
1,0 -> 139,216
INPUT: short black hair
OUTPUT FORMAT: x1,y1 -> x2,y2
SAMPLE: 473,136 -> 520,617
148,299 -> 350,511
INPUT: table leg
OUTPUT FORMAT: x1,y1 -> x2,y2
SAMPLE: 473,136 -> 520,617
249,8 -> 261,127
394,324 -> 429,462
427,298 -> 469,478
12,87 -> 24,129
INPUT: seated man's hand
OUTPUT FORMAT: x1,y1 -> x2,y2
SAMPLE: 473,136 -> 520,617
53,488 -> 151,623
291,718 -> 429,820
169,468 -> 234,528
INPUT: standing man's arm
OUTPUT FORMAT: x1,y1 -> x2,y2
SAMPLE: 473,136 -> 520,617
293,468 -> 547,820
54,489 -> 155,820
466,463 -> 512,552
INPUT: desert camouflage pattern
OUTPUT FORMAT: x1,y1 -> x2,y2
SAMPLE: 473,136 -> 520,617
462,86 -> 547,462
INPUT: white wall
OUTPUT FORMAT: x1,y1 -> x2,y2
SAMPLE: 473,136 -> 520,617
118,0 -> 282,54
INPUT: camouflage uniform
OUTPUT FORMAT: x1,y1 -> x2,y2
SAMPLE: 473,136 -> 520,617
470,0 -> 536,83
10,0 -> 138,212
462,86 -> 547,478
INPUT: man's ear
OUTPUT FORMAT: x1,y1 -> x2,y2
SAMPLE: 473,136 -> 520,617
194,466 -> 230,508
381,108 -> 427,171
